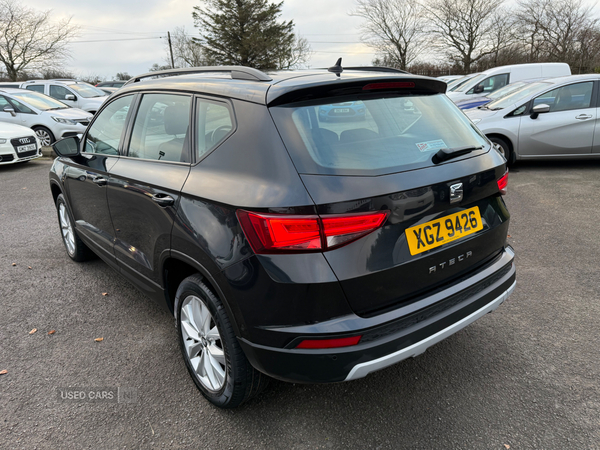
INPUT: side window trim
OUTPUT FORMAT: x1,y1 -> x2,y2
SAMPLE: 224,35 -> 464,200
81,93 -> 138,156
192,94 -> 237,165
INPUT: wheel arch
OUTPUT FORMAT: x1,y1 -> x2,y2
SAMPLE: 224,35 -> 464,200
487,133 -> 517,163
163,252 -> 244,337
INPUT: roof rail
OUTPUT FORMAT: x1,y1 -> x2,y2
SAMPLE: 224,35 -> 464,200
125,66 -> 273,86
344,66 -> 410,74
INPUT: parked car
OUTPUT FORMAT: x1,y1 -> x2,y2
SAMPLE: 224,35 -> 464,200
437,75 -> 463,82
466,74 -> 599,163
21,79 -> 108,114
49,65 -> 515,408
446,73 -> 481,92
0,121 -> 42,164
95,81 -> 126,89
455,80 -> 538,110
447,63 -> 571,104
98,87 -> 118,95
0,88 -> 92,146
318,101 -> 365,121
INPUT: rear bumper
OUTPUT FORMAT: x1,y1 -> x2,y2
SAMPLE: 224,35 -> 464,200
239,246 -> 516,383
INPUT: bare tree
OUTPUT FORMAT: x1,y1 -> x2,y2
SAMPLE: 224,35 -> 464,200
425,0 -> 505,72
351,0 -> 427,71
169,26 -> 208,68
0,0 -> 78,81
276,36 -> 311,69
515,0 -> 549,62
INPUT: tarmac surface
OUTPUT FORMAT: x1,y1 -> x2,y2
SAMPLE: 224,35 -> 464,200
1,157 -> 600,449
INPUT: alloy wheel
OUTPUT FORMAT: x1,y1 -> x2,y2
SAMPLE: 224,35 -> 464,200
35,129 -> 52,146
58,202 -> 75,255
180,295 -> 226,391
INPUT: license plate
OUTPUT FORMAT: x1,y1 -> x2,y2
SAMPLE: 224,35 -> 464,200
334,108 -> 350,113
17,143 -> 36,153
405,206 -> 483,255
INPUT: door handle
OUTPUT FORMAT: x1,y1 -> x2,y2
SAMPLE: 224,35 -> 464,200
91,176 -> 107,186
575,114 -> 593,120
152,194 -> 174,207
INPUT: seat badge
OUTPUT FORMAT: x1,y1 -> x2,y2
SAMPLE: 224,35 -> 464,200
449,182 -> 463,203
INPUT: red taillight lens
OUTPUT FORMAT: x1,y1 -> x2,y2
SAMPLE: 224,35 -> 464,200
362,81 -> 415,90
497,170 -> 508,195
236,210 -> 389,254
296,335 -> 362,349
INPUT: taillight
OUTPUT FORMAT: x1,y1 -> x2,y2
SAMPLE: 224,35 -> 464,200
497,170 -> 508,195
296,335 -> 362,349
236,210 -> 389,254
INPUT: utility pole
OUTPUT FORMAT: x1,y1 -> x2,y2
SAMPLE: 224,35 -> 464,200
168,31 -> 175,69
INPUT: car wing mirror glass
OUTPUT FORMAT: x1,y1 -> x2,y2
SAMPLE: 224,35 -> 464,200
530,103 -> 550,119
53,136 -> 81,157
3,106 -> 16,117
473,85 -> 484,94
65,94 -> 76,101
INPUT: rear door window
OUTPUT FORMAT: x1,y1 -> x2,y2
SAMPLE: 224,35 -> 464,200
25,85 -> 44,93
271,94 -> 488,176
127,93 -> 192,163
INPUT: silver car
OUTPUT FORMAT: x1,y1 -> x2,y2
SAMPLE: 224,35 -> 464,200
0,88 -> 92,146
465,74 -> 600,163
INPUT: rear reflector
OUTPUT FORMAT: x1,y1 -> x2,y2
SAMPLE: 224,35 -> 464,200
296,335 -> 362,349
236,210 -> 389,254
362,81 -> 415,90
497,170 -> 508,195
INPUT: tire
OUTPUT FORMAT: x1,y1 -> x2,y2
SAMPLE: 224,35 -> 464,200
33,126 -> 55,147
176,274 -> 269,408
55,194 -> 94,262
489,136 -> 512,164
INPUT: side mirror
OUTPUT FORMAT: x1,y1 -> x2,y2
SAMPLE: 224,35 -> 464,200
3,106 -> 16,117
52,136 -> 81,157
65,94 -> 76,101
473,85 -> 484,94
530,103 -> 550,119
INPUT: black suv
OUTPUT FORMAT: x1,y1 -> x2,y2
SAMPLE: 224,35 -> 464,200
49,65 -> 515,408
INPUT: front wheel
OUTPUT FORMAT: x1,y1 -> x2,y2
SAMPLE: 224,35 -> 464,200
176,274 -> 269,408
56,194 -> 94,262
33,126 -> 55,147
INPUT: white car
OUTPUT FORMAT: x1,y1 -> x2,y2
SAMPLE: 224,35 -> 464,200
21,79 -> 108,114
0,121 -> 42,165
0,88 -> 92,146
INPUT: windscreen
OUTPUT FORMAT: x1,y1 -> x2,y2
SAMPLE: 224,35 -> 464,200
10,91 -> 69,110
69,83 -> 107,98
271,93 -> 488,176
485,81 -> 551,110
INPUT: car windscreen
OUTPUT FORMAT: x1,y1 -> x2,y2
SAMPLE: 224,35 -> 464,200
10,91 -> 69,111
270,93 -> 489,176
487,81 -> 528,100
485,81 -> 552,110
69,84 -> 107,98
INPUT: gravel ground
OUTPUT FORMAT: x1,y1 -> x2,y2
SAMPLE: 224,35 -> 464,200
1,158 -> 600,449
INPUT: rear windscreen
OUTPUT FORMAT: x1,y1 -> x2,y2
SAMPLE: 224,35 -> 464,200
270,93 -> 488,176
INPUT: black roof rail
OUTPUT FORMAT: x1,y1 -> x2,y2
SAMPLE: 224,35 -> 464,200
344,66 -> 410,74
125,66 -> 273,86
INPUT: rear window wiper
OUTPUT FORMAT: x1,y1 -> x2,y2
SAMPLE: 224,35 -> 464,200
432,145 -> 483,164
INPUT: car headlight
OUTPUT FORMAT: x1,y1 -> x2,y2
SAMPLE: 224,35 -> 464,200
471,118 -> 482,124
52,117 -> 77,125
0,138 -> 6,144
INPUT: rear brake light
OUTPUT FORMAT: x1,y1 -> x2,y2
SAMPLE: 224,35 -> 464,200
236,210 -> 389,254
296,335 -> 362,349
497,170 -> 508,195
362,81 -> 415,90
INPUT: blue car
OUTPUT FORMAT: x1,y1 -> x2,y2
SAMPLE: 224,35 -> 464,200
318,101 -> 365,121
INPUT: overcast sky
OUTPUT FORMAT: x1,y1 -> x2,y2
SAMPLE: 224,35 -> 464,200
24,0 -> 376,80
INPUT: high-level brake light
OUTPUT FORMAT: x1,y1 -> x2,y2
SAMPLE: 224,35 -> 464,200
362,81 -> 415,90
236,210 -> 389,254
